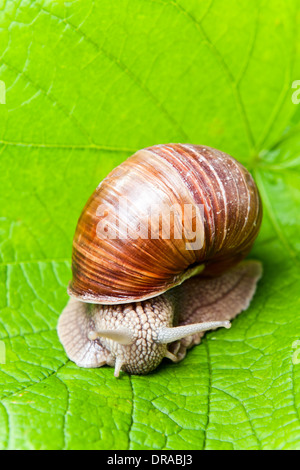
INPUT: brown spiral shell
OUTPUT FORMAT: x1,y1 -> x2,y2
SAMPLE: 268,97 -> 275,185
68,144 -> 262,304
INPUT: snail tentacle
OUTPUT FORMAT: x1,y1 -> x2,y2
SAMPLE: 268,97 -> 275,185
156,321 -> 231,344
114,357 -> 124,378
164,351 -> 178,362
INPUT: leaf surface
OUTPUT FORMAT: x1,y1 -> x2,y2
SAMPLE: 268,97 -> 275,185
0,0 -> 300,450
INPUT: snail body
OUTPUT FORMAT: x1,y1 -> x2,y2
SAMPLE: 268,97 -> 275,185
58,144 -> 262,376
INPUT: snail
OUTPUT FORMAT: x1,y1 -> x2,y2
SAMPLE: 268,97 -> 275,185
58,144 -> 262,376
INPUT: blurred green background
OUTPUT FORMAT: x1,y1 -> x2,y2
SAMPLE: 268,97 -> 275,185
0,0 -> 300,450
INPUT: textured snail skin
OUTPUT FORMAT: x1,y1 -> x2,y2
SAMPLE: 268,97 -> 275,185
58,293 -> 174,375
69,144 -> 262,305
58,261 -> 262,375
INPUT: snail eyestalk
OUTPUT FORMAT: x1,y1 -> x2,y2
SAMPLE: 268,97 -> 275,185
156,321 -> 231,344
87,328 -> 135,345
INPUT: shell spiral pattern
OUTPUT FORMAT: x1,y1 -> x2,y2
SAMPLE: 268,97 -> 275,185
68,144 -> 262,304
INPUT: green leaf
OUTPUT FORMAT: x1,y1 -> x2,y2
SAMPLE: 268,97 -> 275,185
1,0 -> 300,450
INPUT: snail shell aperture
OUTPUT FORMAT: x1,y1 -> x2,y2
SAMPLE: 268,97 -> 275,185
58,144 -> 262,376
